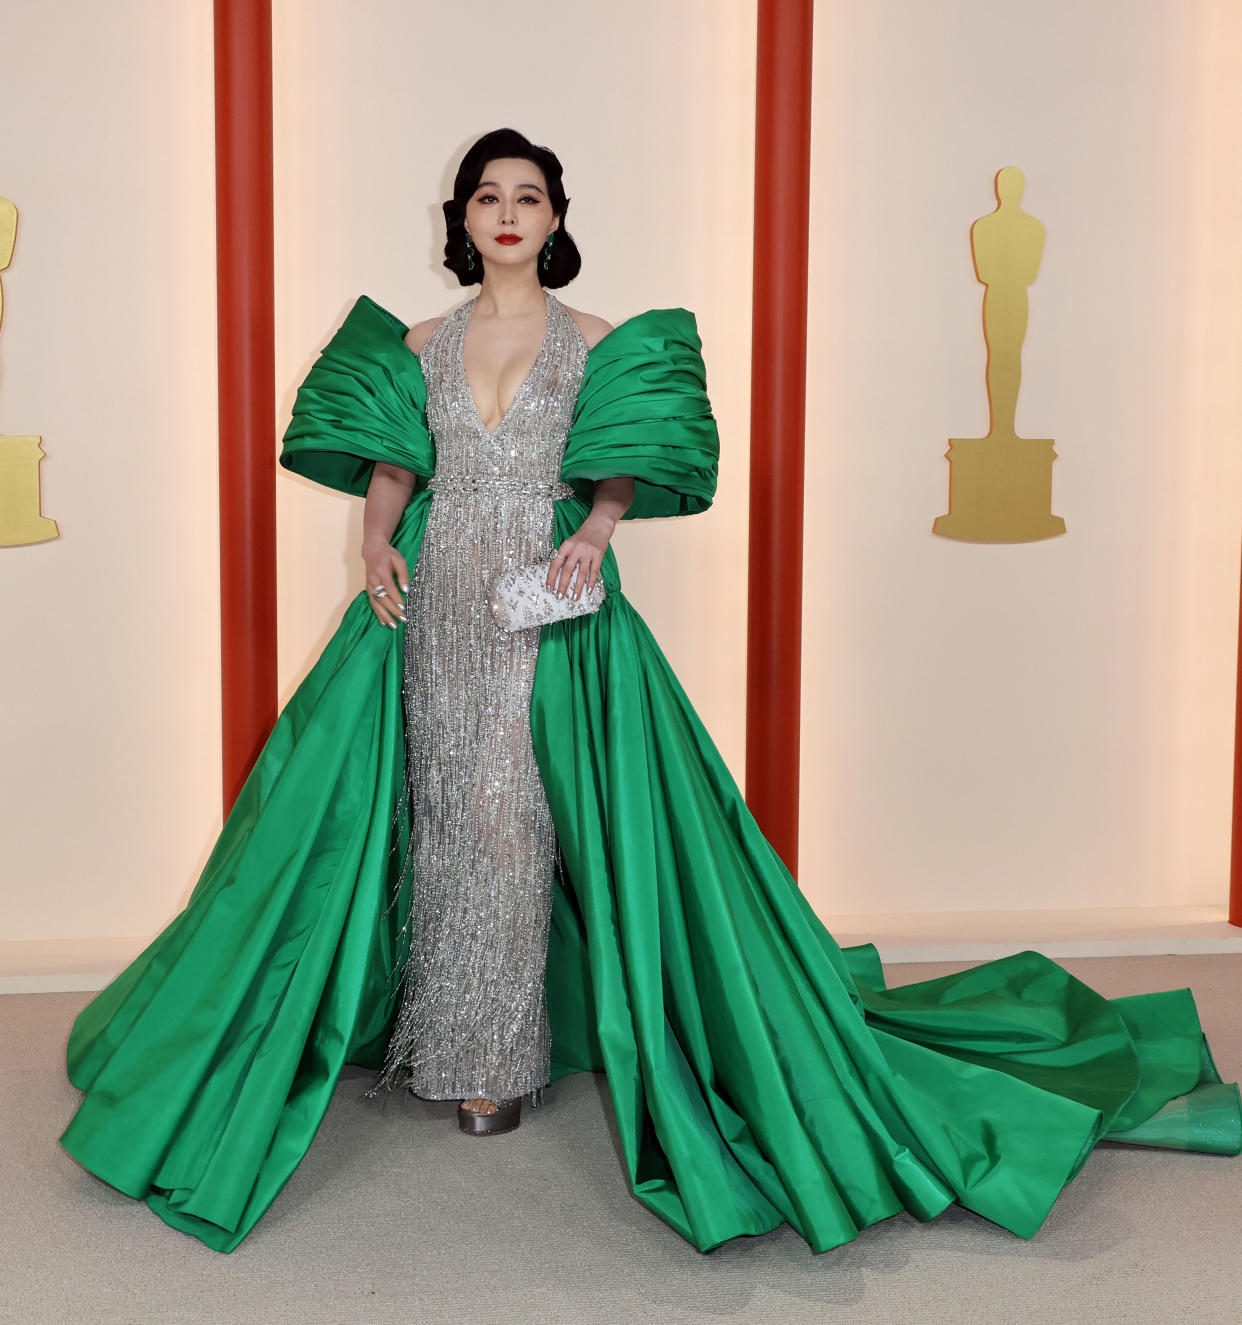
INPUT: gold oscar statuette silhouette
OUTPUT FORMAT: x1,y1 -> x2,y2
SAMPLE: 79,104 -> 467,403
0,196 -> 59,547
933,167 -> 1065,543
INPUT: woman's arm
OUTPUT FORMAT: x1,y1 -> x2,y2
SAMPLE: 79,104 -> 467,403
549,475 -> 635,599
362,462 -> 416,627
549,306 -> 631,598
360,315 -> 443,628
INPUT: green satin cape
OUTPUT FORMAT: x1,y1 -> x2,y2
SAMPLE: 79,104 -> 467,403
60,295 -> 1241,1254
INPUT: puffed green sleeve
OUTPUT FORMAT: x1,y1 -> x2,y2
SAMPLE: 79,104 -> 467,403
560,308 -> 719,520
280,295 -> 434,496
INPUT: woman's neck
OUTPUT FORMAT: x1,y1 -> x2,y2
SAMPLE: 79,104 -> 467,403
473,267 -> 546,319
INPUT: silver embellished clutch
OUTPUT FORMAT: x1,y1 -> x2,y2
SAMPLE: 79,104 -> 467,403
487,557 -> 606,634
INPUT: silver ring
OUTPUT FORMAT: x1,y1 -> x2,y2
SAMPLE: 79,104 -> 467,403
371,585 -> 388,598
550,554 -> 567,562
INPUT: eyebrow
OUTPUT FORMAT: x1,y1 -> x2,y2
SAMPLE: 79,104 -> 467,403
476,180 -> 545,194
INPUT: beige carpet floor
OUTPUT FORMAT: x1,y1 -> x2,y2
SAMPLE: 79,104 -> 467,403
3,954 -> 1240,1325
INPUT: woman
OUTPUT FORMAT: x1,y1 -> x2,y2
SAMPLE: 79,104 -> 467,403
355,132 -> 622,1133
60,129 -> 1241,1254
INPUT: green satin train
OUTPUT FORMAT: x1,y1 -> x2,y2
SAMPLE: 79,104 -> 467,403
59,296 -> 1241,1253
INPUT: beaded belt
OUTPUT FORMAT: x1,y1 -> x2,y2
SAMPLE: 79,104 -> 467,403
428,474 -> 576,499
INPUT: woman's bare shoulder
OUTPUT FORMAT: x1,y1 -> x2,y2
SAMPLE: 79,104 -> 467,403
560,303 -> 614,351
403,316 -> 445,355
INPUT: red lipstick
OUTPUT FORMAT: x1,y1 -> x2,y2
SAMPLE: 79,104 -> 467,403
494,233 -> 523,245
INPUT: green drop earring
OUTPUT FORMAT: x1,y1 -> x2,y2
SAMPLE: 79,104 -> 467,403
542,233 -> 555,272
465,233 -> 476,272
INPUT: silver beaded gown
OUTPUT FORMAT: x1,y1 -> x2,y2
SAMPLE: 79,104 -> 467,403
372,288 -> 587,1103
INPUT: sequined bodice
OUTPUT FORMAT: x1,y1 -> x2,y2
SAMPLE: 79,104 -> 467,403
420,289 -> 587,486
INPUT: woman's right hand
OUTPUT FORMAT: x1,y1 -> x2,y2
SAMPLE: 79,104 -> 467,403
362,539 -> 410,629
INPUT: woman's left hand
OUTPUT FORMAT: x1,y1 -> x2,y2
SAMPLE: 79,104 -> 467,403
547,512 -> 615,599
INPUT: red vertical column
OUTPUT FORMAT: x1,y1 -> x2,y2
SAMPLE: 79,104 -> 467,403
214,0 -> 276,813
1231,549 -> 1242,926
746,0 -> 814,875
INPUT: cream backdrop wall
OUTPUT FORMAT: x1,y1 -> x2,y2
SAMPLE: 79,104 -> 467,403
800,0 -> 1242,916
4,0 -> 1240,962
0,1 -> 219,944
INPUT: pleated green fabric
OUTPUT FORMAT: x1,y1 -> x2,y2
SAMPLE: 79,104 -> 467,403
559,307 -> 718,519
280,295 -> 434,494
60,295 -> 1241,1254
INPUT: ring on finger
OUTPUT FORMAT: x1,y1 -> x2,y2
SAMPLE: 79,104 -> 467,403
372,585 -> 388,598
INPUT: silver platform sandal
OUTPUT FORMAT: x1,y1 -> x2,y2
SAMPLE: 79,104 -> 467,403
456,1086 -> 542,1137
457,1096 -> 521,1136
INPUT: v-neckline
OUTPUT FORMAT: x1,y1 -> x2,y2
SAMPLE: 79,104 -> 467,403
460,290 -> 551,438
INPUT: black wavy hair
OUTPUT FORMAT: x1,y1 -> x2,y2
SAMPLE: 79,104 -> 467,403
442,128 -> 582,289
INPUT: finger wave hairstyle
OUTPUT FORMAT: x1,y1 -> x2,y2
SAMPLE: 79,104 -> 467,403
442,128 -> 582,289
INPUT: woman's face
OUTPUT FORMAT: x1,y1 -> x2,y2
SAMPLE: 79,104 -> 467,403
463,157 -> 558,273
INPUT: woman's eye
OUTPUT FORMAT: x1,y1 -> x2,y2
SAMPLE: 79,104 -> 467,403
476,193 -> 497,203
519,195 -> 540,204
